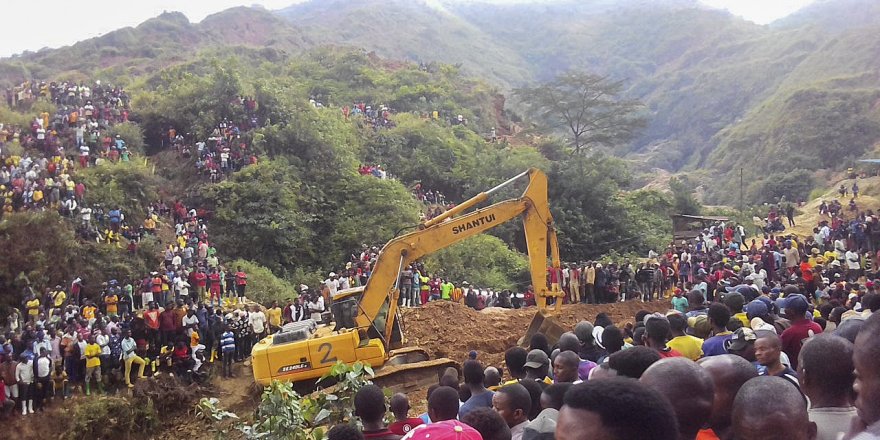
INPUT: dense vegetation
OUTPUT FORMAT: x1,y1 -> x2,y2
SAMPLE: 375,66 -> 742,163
4,0 -> 880,204
2,47 -> 677,300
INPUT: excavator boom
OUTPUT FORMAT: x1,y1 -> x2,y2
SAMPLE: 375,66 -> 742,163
357,168 -> 564,345
251,168 -> 565,387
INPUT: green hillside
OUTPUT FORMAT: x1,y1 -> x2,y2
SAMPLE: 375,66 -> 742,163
2,0 -> 880,204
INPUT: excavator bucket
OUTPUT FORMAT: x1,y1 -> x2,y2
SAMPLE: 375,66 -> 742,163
519,310 -> 567,347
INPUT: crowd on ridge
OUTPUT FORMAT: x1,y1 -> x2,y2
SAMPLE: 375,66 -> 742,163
1,80 -> 135,219
319,264 -> 880,440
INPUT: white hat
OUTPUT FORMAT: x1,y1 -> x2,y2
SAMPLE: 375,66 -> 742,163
750,317 -> 776,334
329,272 -> 337,277
299,284 -> 308,292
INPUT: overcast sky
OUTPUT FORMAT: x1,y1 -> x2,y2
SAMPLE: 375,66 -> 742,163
0,0 -> 819,57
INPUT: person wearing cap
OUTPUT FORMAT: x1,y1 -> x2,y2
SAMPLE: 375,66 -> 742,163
778,293 -> 822,370
726,327 -> 758,364
522,349 -> 552,385
574,321 -> 606,363
401,420 -> 482,440
745,299 -> 772,329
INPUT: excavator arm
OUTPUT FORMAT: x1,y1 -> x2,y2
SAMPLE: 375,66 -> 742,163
355,168 -> 564,345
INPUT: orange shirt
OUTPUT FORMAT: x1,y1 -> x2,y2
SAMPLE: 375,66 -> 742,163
800,262 -> 814,282
696,429 -> 720,440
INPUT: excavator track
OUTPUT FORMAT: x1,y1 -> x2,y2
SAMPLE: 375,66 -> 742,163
305,348 -> 459,397
356,346 -> 459,394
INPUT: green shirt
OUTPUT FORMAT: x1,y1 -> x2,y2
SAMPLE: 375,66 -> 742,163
441,282 -> 454,299
671,296 -> 689,313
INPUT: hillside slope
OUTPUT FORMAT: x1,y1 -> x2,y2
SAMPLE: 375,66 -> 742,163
2,0 -> 880,204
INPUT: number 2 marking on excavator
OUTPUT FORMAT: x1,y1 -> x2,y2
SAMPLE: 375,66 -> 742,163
318,343 -> 337,364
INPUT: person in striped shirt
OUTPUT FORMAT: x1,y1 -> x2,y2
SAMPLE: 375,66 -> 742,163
220,324 -> 236,378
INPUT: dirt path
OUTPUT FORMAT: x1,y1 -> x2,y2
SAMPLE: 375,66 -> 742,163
785,175 -> 880,238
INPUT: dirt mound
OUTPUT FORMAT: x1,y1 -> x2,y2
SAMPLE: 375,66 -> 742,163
402,300 -> 672,370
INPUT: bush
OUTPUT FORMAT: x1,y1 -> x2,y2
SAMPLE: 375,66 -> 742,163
423,234 -> 528,290
198,361 -> 374,440
60,396 -> 156,440
108,121 -> 147,156
227,259 -> 299,306
77,160 -> 164,223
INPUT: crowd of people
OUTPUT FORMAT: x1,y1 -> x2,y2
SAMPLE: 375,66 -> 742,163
6,71 -> 880,439
168,97 -> 260,183
0,79 -> 138,232
0,194 -> 277,416
320,270 -> 880,440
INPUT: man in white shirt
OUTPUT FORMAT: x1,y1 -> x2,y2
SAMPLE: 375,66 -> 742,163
307,294 -> 325,322
182,309 -> 199,337
324,273 -> 339,296
249,306 -> 267,338
80,206 -> 92,229
15,355 -> 35,414
846,249 -> 862,282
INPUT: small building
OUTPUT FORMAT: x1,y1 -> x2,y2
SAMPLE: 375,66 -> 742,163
672,214 -> 729,242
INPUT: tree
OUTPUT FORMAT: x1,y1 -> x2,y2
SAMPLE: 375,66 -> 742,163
669,176 -> 701,215
515,71 -> 647,154
423,235 -> 528,290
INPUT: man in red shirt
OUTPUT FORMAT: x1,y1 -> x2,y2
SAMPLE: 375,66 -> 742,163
159,306 -> 178,347
777,293 -> 821,370
143,303 -> 161,352
388,393 -> 423,436
194,269 -> 208,303
235,267 -> 248,301
208,269 -> 221,307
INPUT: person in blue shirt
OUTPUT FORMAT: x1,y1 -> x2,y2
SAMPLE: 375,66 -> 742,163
220,324 -> 236,378
458,359 -> 494,419
702,303 -> 734,357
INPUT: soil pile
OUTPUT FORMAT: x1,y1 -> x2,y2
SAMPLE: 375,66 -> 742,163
402,300 -> 672,369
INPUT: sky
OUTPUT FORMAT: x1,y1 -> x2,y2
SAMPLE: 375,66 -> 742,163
0,0 -> 820,57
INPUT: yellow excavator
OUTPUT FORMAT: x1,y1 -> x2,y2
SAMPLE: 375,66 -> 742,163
251,168 -> 565,391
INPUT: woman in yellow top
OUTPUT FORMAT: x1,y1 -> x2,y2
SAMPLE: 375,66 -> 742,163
82,302 -> 97,320
143,216 -> 156,233
266,301 -> 282,332
26,295 -> 41,318
83,336 -> 103,395
105,293 -> 119,317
